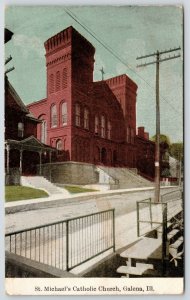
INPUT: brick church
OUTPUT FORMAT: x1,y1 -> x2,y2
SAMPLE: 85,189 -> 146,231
27,26 -> 157,178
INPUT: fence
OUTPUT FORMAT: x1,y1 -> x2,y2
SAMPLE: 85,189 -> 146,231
5,209 -> 115,271
137,189 -> 182,237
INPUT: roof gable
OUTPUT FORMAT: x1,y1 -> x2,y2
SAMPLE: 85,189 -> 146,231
5,78 -> 29,114
20,136 -> 44,147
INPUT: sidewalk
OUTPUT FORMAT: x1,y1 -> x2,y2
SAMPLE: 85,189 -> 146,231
5,186 -> 177,214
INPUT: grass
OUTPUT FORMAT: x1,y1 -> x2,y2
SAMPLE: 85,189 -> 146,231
64,185 -> 98,194
5,186 -> 49,202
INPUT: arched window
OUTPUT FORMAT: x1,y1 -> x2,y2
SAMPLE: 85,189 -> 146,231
51,104 -> 57,127
41,120 -> 47,144
95,116 -> 99,134
101,115 -> 106,138
49,74 -> 54,94
84,108 -> 89,129
62,68 -> 68,89
107,121 -> 111,139
56,139 -> 63,155
61,102 -> 67,125
75,103 -> 81,126
101,148 -> 107,164
55,71 -> 60,91
18,122 -> 24,138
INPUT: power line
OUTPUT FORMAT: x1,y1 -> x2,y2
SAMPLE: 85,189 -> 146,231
64,7 -> 182,118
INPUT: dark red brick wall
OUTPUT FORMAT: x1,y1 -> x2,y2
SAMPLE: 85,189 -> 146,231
27,26 -> 156,176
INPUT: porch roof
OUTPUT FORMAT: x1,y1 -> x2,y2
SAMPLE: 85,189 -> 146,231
5,136 -> 56,152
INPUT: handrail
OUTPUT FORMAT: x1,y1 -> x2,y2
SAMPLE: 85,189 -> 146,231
5,209 -> 113,236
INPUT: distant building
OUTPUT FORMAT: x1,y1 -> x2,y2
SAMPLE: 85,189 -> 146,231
27,26 -> 160,178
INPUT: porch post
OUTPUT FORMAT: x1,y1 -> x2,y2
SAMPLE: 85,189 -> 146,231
6,144 -> 10,174
19,149 -> 23,175
39,151 -> 42,175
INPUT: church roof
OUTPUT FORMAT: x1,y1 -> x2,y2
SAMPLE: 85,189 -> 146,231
93,81 -> 123,111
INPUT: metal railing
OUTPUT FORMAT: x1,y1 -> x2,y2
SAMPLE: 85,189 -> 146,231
137,189 -> 182,237
5,209 -> 115,271
136,190 -> 183,275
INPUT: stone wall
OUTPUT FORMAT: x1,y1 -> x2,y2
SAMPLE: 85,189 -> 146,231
5,251 -> 77,278
40,161 -> 99,185
5,168 -> 20,185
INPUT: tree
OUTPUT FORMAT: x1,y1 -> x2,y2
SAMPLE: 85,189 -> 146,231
151,134 -> 171,147
170,143 -> 183,160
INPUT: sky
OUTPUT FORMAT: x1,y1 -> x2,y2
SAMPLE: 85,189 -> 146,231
4,5 -> 183,143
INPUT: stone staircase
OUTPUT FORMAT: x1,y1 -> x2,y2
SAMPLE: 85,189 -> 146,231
97,166 -> 153,189
21,176 -> 70,196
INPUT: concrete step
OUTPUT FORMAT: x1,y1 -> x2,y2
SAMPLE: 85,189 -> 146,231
167,229 -> 179,241
170,236 -> 183,250
117,263 -> 154,276
97,166 -> 153,189
21,176 -> 69,196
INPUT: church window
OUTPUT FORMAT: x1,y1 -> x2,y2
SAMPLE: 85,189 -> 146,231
131,128 -> 135,144
51,104 -> 57,128
101,115 -> 106,138
84,108 -> 89,129
61,102 -> 67,125
56,139 -> 63,155
127,127 -> 130,143
95,116 -> 99,134
75,103 -> 81,126
107,121 -> 111,139
55,71 -> 61,91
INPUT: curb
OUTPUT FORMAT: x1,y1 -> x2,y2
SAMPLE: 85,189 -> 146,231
5,186 -> 179,214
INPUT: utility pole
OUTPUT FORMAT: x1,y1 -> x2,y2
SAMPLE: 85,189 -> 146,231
100,67 -> 105,80
137,47 -> 181,202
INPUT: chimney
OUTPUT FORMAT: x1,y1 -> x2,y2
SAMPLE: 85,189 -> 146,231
138,127 -> 145,138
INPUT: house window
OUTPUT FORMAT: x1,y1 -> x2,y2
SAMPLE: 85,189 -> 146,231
49,74 -> 54,94
95,116 -> 99,134
107,121 -> 111,139
18,122 -> 24,138
62,68 -> 67,89
84,108 -> 89,129
41,120 -> 47,144
56,139 -> 63,155
101,115 -> 105,138
75,103 -> 81,126
51,104 -> 57,127
55,71 -> 60,91
61,102 -> 67,125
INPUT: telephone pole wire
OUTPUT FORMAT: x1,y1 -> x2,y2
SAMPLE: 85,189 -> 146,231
137,47 -> 181,203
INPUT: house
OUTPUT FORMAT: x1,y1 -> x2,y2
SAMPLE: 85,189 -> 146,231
5,29 -> 55,184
